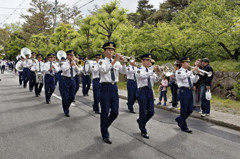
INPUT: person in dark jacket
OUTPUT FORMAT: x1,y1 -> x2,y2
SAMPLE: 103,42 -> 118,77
199,58 -> 213,117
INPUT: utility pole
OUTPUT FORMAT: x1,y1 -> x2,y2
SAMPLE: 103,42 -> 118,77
53,0 -> 58,33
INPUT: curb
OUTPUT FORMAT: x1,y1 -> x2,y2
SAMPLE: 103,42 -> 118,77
119,93 -> 240,131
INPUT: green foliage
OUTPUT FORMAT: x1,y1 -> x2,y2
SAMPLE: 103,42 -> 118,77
49,23 -> 78,53
234,81 -> 240,100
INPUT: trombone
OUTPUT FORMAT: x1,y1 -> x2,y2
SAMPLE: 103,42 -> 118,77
190,66 -> 212,77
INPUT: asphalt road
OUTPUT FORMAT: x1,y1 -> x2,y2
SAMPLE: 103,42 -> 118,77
0,71 -> 240,159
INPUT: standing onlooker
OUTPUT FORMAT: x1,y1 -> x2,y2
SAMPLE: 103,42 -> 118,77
192,59 -> 202,112
168,60 -> 181,108
157,75 -> 168,106
199,58 -> 213,117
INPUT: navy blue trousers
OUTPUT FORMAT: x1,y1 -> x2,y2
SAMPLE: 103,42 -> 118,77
74,75 -> 80,95
35,82 -> 43,96
18,71 -> 23,85
127,79 -> 137,111
61,77 -> 76,115
171,84 -> 179,107
29,71 -> 36,91
56,71 -> 62,96
23,68 -> 29,88
82,74 -> 91,96
175,87 -> 193,130
44,74 -> 55,103
137,87 -> 154,134
100,83 -> 119,139
1,65 -> 5,73
92,78 -> 101,112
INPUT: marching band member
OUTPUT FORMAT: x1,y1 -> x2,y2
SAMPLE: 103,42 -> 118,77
126,60 -> 138,113
1,60 -> 6,74
135,53 -> 160,139
57,57 -> 65,96
22,54 -> 32,88
43,53 -> 59,104
32,54 -> 44,97
99,42 -> 126,144
91,54 -> 102,114
73,52 -> 81,102
60,50 -> 80,117
16,56 -> 24,85
52,55 -> 59,86
81,57 -> 91,96
29,52 -> 36,92
175,57 -> 199,133
168,60 -> 181,109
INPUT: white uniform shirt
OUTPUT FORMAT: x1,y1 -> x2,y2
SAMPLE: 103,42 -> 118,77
80,61 -> 91,75
32,61 -> 44,72
43,61 -> 59,75
175,67 -> 199,88
22,59 -> 32,68
136,66 -> 155,88
1,61 -> 6,66
61,59 -> 79,77
126,65 -> 137,81
91,62 -> 100,79
99,57 -> 126,83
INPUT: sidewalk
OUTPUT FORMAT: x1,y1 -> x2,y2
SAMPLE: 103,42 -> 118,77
118,89 -> 240,131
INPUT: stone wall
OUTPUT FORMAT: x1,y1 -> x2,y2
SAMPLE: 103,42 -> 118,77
211,72 -> 240,100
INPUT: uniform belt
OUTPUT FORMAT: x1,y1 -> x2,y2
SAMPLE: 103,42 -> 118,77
62,76 -> 74,79
139,86 -> 150,89
101,82 -> 116,85
127,79 -> 136,82
180,87 -> 191,90
46,73 -> 55,76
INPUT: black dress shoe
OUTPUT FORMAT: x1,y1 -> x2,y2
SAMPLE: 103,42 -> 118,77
175,118 -> 181,128
182,129 -> 192,133
65,114 -> 70,117
103,138 -> 112,144
95,111 -> 100,114
86,94 -> 89,96
46,101 -> 50,104
141,132 -> 149,139
137,119 -> 139,124
129,110 -> 136,114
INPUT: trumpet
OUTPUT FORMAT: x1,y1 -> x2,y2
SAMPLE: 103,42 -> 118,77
190,66 -> 212,77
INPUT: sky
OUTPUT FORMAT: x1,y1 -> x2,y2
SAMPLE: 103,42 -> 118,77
0,0 -> 164,27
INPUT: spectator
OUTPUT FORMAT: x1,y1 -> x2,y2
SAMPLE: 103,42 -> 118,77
157,75 -> 168,106
193,59 -> 202,112
199,58 -> 214,117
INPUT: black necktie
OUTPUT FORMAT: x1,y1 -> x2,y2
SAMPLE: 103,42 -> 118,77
50,62 -> 52,74
132,66 -> 136,81
110,59 -> 115,81
70,61 -> 73,80
186,70 -> 193,88
146,68 -> 151,89
39,62 -> 41,72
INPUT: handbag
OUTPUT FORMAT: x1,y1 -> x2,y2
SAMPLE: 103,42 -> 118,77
205,90 -> 211,100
